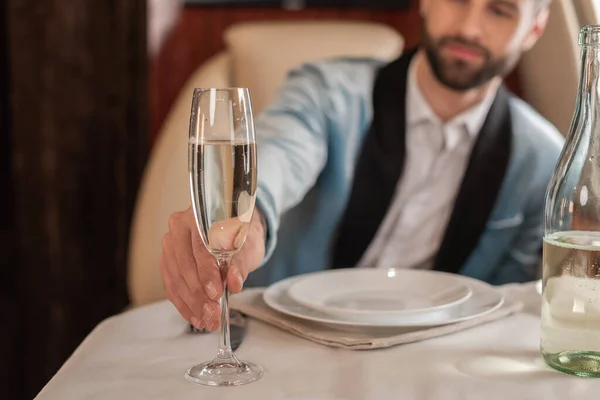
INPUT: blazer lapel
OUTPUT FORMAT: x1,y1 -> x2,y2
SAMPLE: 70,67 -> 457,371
433,86 -> 512,274
331,49 -> 417,269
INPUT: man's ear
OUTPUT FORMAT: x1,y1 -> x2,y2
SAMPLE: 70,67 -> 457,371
522,6 -> 550,52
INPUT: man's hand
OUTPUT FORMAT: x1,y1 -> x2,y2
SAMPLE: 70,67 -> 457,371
159,206 -> 266,330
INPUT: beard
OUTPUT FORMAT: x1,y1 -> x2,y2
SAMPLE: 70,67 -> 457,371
421,25 -> 519,92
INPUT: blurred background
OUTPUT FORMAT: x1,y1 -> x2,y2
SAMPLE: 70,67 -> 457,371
0,0 -> 593,398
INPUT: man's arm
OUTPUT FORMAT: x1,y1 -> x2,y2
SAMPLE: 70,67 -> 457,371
254,63 -> 333,263
491,192 -> 545,284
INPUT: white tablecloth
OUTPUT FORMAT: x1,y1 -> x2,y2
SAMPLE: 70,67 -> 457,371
36,282 -> 600,399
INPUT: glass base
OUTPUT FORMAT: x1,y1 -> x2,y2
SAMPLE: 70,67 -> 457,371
543,350 -> 600,377
185,355 -> 263,387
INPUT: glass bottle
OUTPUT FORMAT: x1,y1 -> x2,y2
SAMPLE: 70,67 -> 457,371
542,25 -> 600,377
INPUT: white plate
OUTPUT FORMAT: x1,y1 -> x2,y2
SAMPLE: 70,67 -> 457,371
287,269 -> 473,324
263,272 -> 505,328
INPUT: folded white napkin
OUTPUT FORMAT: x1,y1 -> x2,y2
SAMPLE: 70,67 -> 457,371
229,288 -> 523,350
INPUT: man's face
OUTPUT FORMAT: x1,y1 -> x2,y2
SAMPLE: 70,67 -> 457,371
420,0 -> 545,91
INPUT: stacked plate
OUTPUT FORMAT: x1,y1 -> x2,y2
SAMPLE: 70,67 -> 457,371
263,268 -> 505,328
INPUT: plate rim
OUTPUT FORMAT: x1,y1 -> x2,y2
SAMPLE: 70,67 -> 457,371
263,270 -> 505,328
286,268 -> 473,318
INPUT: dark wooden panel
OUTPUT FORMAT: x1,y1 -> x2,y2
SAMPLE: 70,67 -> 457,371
0,0 -> 21,398
7,1 -> 148,398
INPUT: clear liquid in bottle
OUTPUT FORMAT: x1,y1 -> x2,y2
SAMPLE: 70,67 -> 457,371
541,232 -> 600,376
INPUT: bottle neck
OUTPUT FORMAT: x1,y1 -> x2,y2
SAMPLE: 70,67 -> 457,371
572,46 -> 600,141
579,46 -> 600,101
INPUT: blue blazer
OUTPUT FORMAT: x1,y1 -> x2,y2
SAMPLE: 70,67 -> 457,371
248,50 -> 565,287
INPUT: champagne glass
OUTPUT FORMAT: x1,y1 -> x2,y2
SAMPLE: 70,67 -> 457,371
186,88 -> 263,386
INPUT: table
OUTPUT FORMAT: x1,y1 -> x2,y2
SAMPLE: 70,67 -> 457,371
36,282 -> 600,399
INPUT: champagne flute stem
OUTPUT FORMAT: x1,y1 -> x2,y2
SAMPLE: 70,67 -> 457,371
216,256 -> 234,360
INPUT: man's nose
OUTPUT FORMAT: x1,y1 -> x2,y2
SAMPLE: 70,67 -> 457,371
457,5 -> 485,43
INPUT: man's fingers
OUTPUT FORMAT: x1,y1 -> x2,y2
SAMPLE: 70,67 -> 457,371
159,207 -> 267,331
227,251 -> 251,293
170,212 -> 213,301
192,246 -> 223,302
160,250 -> 196,323
188,213 -> 224,301
204,304 -> 222,331
226,265 -> 245,293
206,217 -> 250,252
161,232 -> 213,323
176,208 -> 222,328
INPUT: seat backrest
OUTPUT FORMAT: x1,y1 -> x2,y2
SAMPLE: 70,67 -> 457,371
127,21 -> 405,306
518,0 -> 582,136
572,0 -> 600,27
225,20 -> 404,114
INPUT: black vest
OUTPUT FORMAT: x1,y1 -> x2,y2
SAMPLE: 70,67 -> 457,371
331,49 -> 512,274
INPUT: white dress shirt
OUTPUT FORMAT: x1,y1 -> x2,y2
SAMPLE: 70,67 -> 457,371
357,57 -> 498,270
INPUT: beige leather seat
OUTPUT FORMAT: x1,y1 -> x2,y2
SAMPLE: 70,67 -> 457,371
572,0 -> 600,27
518,0 -> 582,135
128,21 -> 405,306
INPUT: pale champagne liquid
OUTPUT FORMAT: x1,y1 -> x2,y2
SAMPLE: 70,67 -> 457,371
189,140 -> 257,257
542,231 -> 600,377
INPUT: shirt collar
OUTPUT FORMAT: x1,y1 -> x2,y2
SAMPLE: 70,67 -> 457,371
406,55 -> 498,141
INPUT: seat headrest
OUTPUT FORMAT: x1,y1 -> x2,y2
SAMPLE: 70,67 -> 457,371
224,20 -> 405,113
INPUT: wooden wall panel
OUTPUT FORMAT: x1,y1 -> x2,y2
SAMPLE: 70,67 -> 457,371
0,0 -> 20,398
150,2 -> 521,141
